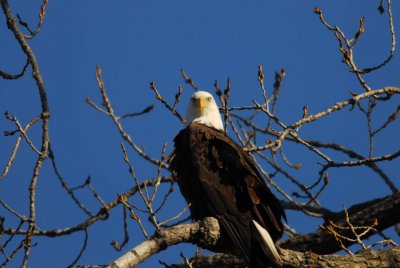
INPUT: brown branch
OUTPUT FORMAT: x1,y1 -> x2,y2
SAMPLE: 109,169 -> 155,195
3,177 -> 174,237
287,87 -> 400,135
149,81 -> 186,124
119,105 -> 155,120
167,247 -> 400,268
150,143 -> 168,203
320,208 -> 379,254
4,112 -> 41,154
172,85 -> 183,110
357,0 -> 396,74
257,64 -> 267,103
68,229 -> 89,268
281,192 -> 400,254
48,147 -> 93,216
251,87 -> 400,154
0,114 -> 41,180
105,215 -> 399,268
314,7 -> 373,92
232,109 -> 399,195
214,79 -> 230,132
87,66 -> 167,168
324,149 -> 400,168
280,200 -> 336,219
118,194 -> 148,239
120,142 -> 160,230
180,69 -> 200,92
1,1 -> 50,267
251,100 -> 333,161
266,67 -> 285,130
372,103 -> 400,136
16,0 -> 48,39
0,58 -> 29,80
255,152 -> 319,206
111,207 -> 129,252
0,237 -> 25,268
305,140 -> 398,193
87,181 -> 107,208
0,199 -> 28,221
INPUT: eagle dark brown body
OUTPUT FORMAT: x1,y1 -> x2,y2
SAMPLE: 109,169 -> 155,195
169,123 -> 286,267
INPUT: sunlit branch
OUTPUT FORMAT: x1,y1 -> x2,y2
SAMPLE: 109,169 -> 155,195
0,114 -> 41,180
1,1 -> 50,266
357,0 -> 396,74
150,81 -> 186,124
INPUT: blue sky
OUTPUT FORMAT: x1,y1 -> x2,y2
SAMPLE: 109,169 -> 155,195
1,1 -> 399,267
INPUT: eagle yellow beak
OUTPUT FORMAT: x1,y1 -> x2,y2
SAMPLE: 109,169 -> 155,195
198,97 -> 205,112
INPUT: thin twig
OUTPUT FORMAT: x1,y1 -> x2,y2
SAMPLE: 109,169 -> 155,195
172,85 -> 183,110
87,182 -> 107,208
88,66 -> 167,168
0,114 -> 41,180
111,207 -> 129,252
159,204 -> 190,227
3,177 -> 173,238
120,143 -> 160,230
150,81 -> 186,124
17,0 -> 48,39
119,105 -> 154,120
67,229 -> 89,268
372,104 -> 400,136
150,143 -> 168,203
181,69 -> 200,92
4,112 -> 41,155
48,147 -> 93,216
0,199 -> 28,221
118,194 -> 148,239
0,58 -> 29,80
357,0 -> 396,74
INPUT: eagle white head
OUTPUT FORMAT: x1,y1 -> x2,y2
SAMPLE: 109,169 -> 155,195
186,91 -> 224,131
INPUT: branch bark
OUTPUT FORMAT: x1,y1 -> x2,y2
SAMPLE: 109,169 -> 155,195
281,192 -> 400,254
105,215 -> 400,268
107,217 -> 220,268
166,247 -> 400,268
1,1 -> 50,267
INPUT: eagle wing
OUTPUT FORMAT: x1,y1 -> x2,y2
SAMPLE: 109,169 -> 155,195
211,128 -> 286,235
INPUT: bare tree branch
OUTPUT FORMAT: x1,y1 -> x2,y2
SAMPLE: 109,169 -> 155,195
166,247 -> 400,268
281,192 -> 400,254
1,1 -> 50,266
107,217 -> 220,268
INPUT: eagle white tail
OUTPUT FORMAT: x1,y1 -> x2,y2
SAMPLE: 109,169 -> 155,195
252,220 -> 282,266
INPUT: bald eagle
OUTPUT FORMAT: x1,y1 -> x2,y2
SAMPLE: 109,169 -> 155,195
169,91 -> 286,267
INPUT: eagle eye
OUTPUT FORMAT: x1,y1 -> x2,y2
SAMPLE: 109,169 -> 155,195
206,97 -> 212,102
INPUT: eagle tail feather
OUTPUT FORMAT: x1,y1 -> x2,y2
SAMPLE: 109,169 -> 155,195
252,220 -> 282,266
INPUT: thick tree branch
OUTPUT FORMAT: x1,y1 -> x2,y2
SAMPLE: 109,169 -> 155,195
106,216 -> 400,268
281,192 -> 400,254
107,217 -> 220,268
167,247 -> 400,268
